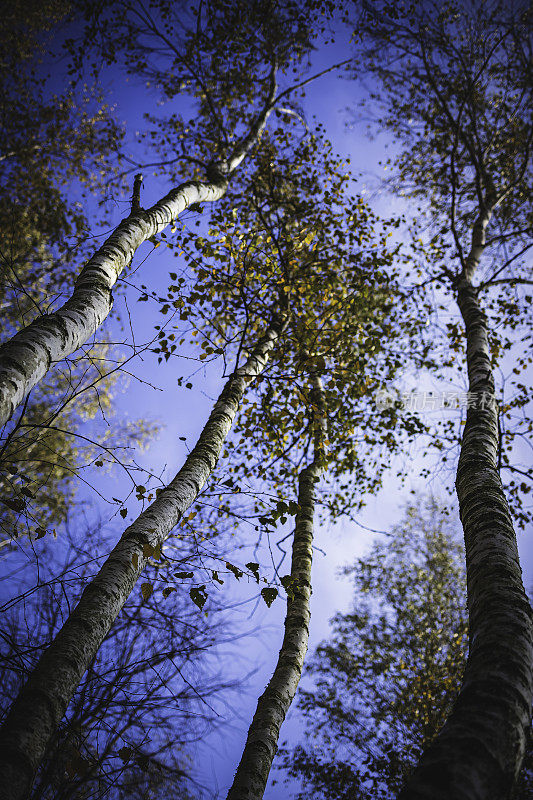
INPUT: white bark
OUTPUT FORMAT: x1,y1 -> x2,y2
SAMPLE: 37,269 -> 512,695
463,206 -> 492,282
401,206 -> 533,799
0,314 -> 286,800
0,71 -> 277,427
0,178 -> 225,426
226,377 -> 325,800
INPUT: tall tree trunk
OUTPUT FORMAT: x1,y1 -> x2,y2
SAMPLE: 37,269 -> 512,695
400,212 -> 533,799
226,376 -> 325,800
0,313 -> 286,800
0,73 -> 276,427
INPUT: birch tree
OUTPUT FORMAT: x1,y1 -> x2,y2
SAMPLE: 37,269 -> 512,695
281,497 -> 469,799
171,131 -> 426,799
0,121 -> 424,800
0,0 -> 332,426
0,1 -> 151,547
173,128 -> 427,513
0,306 -> 286,800
226,375 -> 327,800
347,1 -> 533,795
281,496 -> 532,800
0,519 -> 232,800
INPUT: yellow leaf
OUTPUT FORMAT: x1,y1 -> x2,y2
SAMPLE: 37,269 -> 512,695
141,582 -> 153,601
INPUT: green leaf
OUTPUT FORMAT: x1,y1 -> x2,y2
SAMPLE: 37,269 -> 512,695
281,574 -> 298,599
246,562 -> 260,583
261,588 -> 278,607
142,543 -> 161,560
226,562 -> 243,580
162,586 -> 176,598
190,585 -> 207,610
175,570 -> 194,579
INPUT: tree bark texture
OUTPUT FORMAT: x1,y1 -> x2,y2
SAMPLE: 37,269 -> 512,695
0,75 -> 276,427
400,213 -> 533,799
226,377 -> 325,800
0,316 -> 285,800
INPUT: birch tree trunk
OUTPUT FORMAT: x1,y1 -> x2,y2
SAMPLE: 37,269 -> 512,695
400,211 -> 533,799
0,75 -> 276,427
0,313 -> 286,800
226,377 -> 325,800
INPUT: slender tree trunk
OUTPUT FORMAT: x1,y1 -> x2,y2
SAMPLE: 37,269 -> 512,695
0,73 -> 276,427
400,213 -> 533,799
226,377 -> 325,800
0,313 -> 286,800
